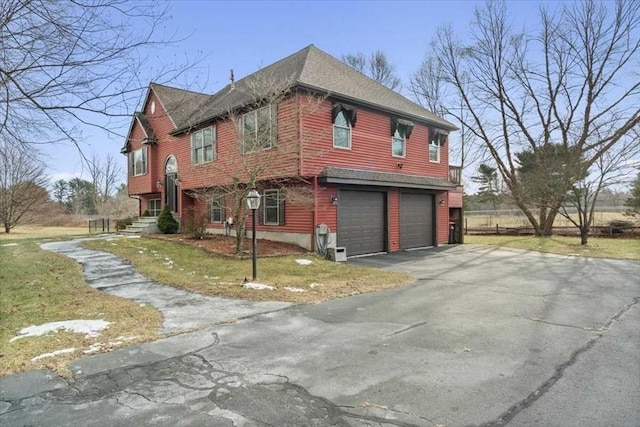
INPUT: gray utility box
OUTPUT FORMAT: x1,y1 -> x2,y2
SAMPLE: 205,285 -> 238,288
328,247 -> 347,262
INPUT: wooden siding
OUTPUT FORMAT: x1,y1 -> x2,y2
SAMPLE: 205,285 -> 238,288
300,98 -> 450,180
315,184 -> 338,231
388,189 -> 400,252
436,191 -> 449,245
178,96 -> 300,191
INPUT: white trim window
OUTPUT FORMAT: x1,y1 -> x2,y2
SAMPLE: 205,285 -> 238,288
191,127 -> 215,164
429,128 -> 447,163
209,195 -> 225,223
149,199 -> 161,216
242,105 -> 275,154
130,147 -> 148,176
262,189 -> 285,225
429,140 -> 440,163
333,110 -> 351,149
392,128 -> 406,157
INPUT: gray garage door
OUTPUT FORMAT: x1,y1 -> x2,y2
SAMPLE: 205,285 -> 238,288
400,192 -> 434,249
338,190 -> 385,256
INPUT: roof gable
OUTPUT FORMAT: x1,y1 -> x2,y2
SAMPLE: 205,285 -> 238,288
150,83 -> 210,128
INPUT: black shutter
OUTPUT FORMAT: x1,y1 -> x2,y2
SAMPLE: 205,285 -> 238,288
258,198 -> 264,225
390,117 -> 398,137
271,103 -> 278,147
278,193 -> 286,225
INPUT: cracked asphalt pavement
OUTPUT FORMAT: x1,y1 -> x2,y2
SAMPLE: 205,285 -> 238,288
1,244 -> 639,426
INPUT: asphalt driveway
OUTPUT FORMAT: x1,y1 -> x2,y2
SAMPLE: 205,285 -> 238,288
1,244 -> 639,426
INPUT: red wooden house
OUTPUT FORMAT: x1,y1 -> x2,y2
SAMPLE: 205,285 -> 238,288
122,45 -> 463,257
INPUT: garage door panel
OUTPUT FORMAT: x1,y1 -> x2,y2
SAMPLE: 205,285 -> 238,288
338,191 -> 385,256
400,193 -> 433,249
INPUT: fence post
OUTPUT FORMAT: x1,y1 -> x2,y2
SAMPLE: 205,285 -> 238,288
464,217 -> 468,235
496,224 -> 499,234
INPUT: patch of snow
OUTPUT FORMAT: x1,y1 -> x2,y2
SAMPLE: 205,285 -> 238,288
242,282 -> 274,291
10,319 -> 111,342
295,259 -> 313,265
308,283 -> 323,288
2,243 -> 18,247
84,343 -> 103,354
138,251 -> 144,254
31,347 -> 76,362
126,235 -> 141,239
284,287 -> 306,293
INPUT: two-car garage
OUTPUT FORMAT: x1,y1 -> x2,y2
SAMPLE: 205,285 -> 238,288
337,189 -> 436,257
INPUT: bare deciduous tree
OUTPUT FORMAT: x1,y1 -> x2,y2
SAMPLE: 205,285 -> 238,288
186,72 -> 326,254
409,56 -> 483,176
0,142 -> 49,232
0,0 -> 200,152
87,153 -> 122,209
559,138 -> 640,244
341,51 -> 401,90
429,0 -> 640,235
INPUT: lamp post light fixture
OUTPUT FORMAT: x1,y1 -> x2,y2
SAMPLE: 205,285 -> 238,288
246,188 -> 261,280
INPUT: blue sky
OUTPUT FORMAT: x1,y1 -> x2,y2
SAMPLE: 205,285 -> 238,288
45,0 -> 551,185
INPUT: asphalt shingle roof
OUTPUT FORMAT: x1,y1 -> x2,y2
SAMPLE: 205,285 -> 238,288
161,45 -> 456,134
150,83 -> 210,129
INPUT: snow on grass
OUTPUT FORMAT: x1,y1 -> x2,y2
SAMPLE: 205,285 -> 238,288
284,287 -> 306,293
2,243 -> 18,247
31,348 -> 76,362
242,282 -> 274,290
83,336 -> 138,354
10,319 -> 111,342
295,259 -> 313,265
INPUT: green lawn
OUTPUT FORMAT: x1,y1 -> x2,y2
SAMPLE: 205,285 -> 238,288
0,238 -> 162,378
464,235 -> 640,260
82,236 -> 415,304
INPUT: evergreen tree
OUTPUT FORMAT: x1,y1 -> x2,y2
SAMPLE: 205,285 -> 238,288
157,205 -> 179,234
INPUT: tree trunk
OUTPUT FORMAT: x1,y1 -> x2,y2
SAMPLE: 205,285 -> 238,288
580,228 -> 589,245
4,224 -> 10,233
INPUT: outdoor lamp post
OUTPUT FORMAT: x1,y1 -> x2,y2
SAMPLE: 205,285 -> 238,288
246,188 -> 261,280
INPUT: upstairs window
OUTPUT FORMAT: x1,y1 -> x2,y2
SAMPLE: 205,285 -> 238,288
392,129 -> 405,157
390,118 -> 413,157
191,127 -> 215,164
332,103 -> 357,149
429,128 -> 447,163
130,147 -> 148,176
209,195 -> 225,223
333,111 -> 351,149
429,140 -> 441,163
242,105 -> 275,154
261,189 -> 285,225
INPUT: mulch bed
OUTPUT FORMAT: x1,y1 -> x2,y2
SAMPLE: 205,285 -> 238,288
150,233 -> 308,258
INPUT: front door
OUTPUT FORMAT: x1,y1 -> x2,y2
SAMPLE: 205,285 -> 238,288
165,173 -> 178,213
164,155 -> 179,213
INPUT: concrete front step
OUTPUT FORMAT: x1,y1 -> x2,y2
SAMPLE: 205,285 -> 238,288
121,216 -> 159,234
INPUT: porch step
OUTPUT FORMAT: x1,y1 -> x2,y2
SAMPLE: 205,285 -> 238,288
120,216 -> 159,235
